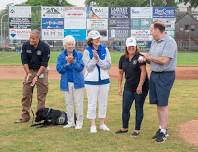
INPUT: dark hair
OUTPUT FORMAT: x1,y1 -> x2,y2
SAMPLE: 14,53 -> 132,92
86,38 -> 93,46
153,21 -> 165,33
124,46 -> 140,57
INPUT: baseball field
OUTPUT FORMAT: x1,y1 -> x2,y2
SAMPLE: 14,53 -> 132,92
0,51 -> 198,152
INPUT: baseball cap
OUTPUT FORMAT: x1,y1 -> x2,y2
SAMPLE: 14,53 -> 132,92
87,30 -> 101,40
126,36 -> 137,47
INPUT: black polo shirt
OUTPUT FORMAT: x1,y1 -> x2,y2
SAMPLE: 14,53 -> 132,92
119,53 -> 149,92
21,41 -> 50,69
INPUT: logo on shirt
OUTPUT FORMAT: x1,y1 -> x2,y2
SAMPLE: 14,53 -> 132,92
133,60 -> 137,65
37,50 -> 42,56
26,50 -> 32,53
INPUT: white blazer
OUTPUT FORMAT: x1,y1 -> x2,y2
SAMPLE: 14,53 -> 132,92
83,47 -> 111,82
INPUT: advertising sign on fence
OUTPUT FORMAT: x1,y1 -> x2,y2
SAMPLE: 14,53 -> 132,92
109,7 -> 130,19
109,19 -> 130,30
41,7 -> 64,40
42,18 -> 64,29
131,7 -> 152,18
64,7 -> 86,29
9,6 -> 31,40
87,7 -> 109,19
153,7 -> 176,18
64,29 -> 86,41
131,30 -> 152,41
87,19 -> 108,30
42,29 -> 64,40
8,6 -> 176,44
41,7 -> 64,18
109,29 -> 130,41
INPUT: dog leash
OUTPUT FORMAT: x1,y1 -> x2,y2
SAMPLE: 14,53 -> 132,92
45,108 -> 52,120
31,108 -> 35,125
30,85 -> 35,125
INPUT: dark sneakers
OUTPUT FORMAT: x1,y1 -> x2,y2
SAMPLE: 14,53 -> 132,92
152,129 -> 161,139
155,132 -> 167,143
152,129 -> 169,143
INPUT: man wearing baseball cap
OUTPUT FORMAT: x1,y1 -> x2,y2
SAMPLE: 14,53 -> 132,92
115,36 -> 149,137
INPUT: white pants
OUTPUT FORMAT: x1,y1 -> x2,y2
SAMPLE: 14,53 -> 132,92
64,83 -> 84,126
85,84 -> 110,119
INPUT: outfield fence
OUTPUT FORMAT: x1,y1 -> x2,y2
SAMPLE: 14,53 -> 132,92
0,6 -> 198,52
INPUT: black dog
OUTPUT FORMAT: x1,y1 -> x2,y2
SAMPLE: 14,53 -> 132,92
31,108 -> 76,128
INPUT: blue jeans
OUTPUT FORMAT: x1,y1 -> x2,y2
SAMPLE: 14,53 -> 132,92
122,89 -> 148,130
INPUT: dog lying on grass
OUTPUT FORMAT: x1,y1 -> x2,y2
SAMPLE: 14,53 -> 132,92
31,108 -> 76,128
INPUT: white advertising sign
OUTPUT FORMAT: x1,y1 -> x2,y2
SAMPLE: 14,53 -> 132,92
131,7 -> 152,18
64,18 -> 86,29
87,7 -> 109,19
64,7 -> 86,18
64,7 -> 86,29
87,19 -> 108,30
131,30 -> 152,41
9,29 -> 31,40
9,6 -> 31,18
42,7 -> 64,18
42,29 -> 64,40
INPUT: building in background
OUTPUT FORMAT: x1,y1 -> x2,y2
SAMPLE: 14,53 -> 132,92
176,2 -> 198,51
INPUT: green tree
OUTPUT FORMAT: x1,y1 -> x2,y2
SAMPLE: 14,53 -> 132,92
25,0 -> 72,6
179,0 -> 198,8
85,0 -> 177,7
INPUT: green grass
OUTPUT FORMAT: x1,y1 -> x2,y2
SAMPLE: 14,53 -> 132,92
0,51 -> 198,66
0,80 -> 198,152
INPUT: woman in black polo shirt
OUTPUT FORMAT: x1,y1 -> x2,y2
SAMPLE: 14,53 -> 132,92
115,37 -> 149,137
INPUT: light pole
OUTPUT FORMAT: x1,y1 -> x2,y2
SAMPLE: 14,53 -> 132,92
148,0 -> 152,7
0,13 -> 8,45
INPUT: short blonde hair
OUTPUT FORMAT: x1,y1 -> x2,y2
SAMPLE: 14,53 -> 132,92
63,35 -> 76,46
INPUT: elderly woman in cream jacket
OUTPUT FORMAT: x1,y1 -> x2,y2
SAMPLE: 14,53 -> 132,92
83,30 -> 111,133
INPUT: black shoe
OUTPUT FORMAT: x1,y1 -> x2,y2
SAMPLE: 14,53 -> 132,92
155,132 -> 167,143
115,129 -> 128,134
131,130 -> 140,137
152,129 -> 161,139
152,129 -> 169,139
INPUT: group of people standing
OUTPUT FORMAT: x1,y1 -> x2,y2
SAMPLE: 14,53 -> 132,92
16,21 -> 177,143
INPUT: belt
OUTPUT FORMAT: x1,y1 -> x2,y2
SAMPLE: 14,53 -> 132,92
152,71 -> 175,74
30,68 -> 39,71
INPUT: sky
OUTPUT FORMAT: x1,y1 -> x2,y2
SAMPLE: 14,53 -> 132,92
0,0 -> 85,11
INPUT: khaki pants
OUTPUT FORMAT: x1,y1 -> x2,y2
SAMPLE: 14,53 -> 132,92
21,69 -> 48,121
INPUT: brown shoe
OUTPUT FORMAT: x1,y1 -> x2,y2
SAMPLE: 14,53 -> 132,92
15,118 -> 29,123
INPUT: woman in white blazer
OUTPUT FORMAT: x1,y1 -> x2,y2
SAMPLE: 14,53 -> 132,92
83,30 -> 111,133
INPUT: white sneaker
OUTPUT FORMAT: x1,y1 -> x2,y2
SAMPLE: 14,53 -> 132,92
63,124 -> 75,128
75,125 -> 83,130
90,125 -> 97,133
99,124 -> 110,131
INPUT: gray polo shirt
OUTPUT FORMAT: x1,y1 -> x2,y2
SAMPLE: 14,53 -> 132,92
149,35 -> 177,72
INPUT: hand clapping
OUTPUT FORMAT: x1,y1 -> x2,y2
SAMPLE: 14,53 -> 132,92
93,50 -> 99,61
66,54 -> 74,64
